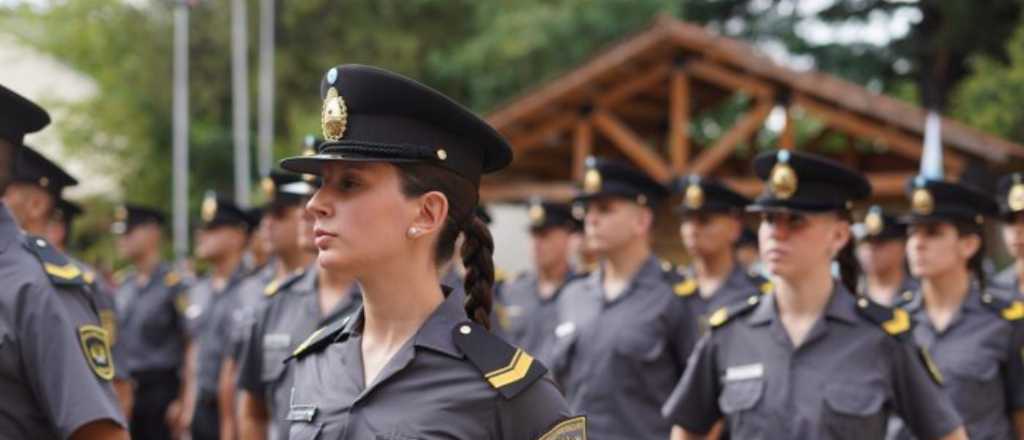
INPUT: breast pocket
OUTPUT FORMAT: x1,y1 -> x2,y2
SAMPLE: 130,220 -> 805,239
614,325 -> 665,363
946,357 -> 1001,421
288,422 -> 322,440
719,379 -> 765,436
261,333 -> 291,383
822,383 -> 886,440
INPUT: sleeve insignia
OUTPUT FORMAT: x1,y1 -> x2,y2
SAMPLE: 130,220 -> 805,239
673,278 -> 697,297
709,295 -> 761,329
78,325 -> 115,381
855,297 -> 911,338
539,416 -> 587,440
22,235 -> 87,287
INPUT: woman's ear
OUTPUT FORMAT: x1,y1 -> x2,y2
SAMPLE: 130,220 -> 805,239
408,191 -> 449,239
957,233 -> 981,260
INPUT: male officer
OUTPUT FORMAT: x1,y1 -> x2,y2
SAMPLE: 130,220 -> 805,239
113,204 -> 190,440
177,193 -> 256,440
0,84 -> 128,439
498,198 -> 581,366
552,157 -> 701,439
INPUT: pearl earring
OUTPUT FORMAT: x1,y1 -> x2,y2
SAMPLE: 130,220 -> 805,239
407,227 -> 420,238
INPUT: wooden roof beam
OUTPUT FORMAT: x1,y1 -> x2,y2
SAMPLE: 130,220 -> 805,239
480,181 -> 578,203
505,112 -> 578,153
794,93 -> 965,176
685,60 -> 773,100
669,69 -> 691,173
591,109 -> 673,182
689,99 -> 773,175
596,63 -> 671,108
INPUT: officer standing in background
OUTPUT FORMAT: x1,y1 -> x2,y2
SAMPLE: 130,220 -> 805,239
112,204 -> 190,440
0,84 -> 128,439
663,150 -> 966,440
552,157 -> 700,439
177,193 -> 255,440
498,198 -> 581,366
994,172 -> 1024,295
853,205 -> 919,307
672,174 -> 770,326
237,167 -> 361,440
46,197 -> 81,252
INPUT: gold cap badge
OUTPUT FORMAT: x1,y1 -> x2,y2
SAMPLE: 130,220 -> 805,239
864,208 -> 883,236
201,192 -> 218,223
1009,174 -> 1024,212
769,151 -> 797,199
911,187 -> 934,215
322,86 -> 348,141
684,182 -> 704,209
528,202 -> 546,225
583,168 -> 602,194
261,177 -> 276,199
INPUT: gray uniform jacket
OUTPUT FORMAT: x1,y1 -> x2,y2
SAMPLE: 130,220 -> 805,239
115,262 -> 189,374
993,266 -> 1021,296
187,265 -> 248,396
901,284 -> 1024,439
663,284 -> 963,440
678,263 -> 768,331
0,205 -> 125,439
284,288 -> 583,440
497,269 -> 579,367
551,255 -> 701,440
237,265 -> 362,440
229,262 -> 279,361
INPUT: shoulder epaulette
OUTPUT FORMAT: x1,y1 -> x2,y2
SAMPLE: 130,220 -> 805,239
264,269 -> 306,297
22,235 -> 86,287
981,292 -> 1024,321
452,321 -> 547,399
286,316 -> 352,361
746,272 -> 773,295
673,276 -> 698,297
660,260 -> 684,284
855,297 -> 912,338
708,295 -> 761,329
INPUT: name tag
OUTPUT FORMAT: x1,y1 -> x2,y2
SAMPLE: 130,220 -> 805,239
724,363 -> 763,382
287,405 -> 317,422
264,333 -> 291,350
555,322 -> 576,338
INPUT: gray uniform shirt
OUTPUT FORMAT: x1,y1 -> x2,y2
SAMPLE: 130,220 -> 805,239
188,265 -> 248,395
497,269 -> 578,366
285,289 -> 576,440
902,284 -> 1024,439
116,263 -> 189,374
230,263 -> 279,361
237,266 -> 362,440
551,255 -> 701,440
0,205 -> 125,439
682,263 -> 767,325
663,285 -> 962,440
993,266 -> 1021,295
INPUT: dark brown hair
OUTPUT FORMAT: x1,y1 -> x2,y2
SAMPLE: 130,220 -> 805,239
954,221 -> 987,291
834,210 -> 861,294
395,163 -> 496,329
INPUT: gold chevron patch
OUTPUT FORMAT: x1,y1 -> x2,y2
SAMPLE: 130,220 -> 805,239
882,308 -> 910,335
1003,301 -> 1024,321
485,348 -> 534,389
44,262 -> 81,280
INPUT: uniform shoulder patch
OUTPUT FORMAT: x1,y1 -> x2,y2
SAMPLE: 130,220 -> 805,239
539,416 -> 587,440
78,325 -> 115,381
673,277 -> 698,297
708,295 -> 761,329
980,292 -> 1024,321
746,272 -> 773,295
22,234 -> 86,287
855,297 -> 912,339
452,321 -> 547,399
286,316 -> 351,362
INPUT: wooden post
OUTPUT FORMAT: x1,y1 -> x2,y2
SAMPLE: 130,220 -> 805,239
573,119 -> 593,181
779,105 -> 795,150
669,70 -> 690,173
591,110 -> 672,181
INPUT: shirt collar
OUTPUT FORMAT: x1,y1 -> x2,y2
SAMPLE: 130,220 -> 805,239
749,281 -> 859,326
337,285 -> 464,359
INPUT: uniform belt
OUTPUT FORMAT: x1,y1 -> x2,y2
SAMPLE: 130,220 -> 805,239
131,368 -> 178,385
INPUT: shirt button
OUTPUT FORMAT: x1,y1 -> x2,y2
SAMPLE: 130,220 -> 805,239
459,325 -> 472,335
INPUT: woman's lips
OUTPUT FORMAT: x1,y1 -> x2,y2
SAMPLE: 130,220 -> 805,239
314,227 -> 337,248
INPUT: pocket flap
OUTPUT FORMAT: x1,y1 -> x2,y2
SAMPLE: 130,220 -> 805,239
824,384 -> 885,416
946,357 -> 998,381
718,379 -> 763,413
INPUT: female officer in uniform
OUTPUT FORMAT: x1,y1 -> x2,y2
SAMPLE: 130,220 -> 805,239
277,64 -> 582,440
900,176 -> 1024,439
663,150 -> 967,440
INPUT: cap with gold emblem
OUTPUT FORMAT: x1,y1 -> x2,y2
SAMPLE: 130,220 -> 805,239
197,191 -> 258,231
854,205 -> 907,242
996,172 -> 1024,220
0,84 -> 50,146
903,176 -> 996,225
671,174 -> 749,215
11,145 -> 77,197
526,198 -> 581,232
573,156 -> 668,207
261,169 -> 315,213
111,204 -> 166,235
748,150 -> 871,213
279,65 -> 512,189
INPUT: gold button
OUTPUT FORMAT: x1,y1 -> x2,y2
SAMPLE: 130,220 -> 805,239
857,298 -> 868,308
983,294 -> 992,303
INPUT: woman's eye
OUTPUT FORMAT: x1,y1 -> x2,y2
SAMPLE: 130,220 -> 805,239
337,177 -> 360,190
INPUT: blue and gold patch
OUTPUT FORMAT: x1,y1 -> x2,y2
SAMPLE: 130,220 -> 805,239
539,416 -> 587,440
